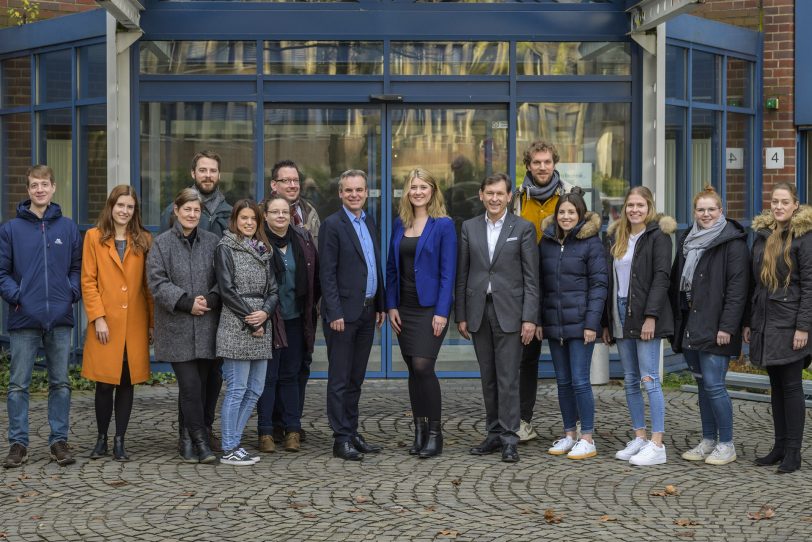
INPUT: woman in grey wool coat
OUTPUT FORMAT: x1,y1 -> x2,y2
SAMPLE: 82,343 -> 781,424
215,199 -> 278,466
148,188 -> 221,464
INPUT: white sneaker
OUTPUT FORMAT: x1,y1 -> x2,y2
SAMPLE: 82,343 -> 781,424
238,447 -> 260,464
705,442 -> 737,465
567,439 -> 597,460
629,441 -> 667,466
220,448 -> 256,466
615,437 -> 647,460
547,436 -> 575,456
681,439 -> 716,461
517,420 -> 539,442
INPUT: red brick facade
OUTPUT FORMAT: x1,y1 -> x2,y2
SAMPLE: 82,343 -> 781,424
0,1 -> 98,28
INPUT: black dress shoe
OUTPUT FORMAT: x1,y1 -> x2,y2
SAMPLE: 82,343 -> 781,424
501,443 -> 519,463
112,436 -> 130,462
469,437 -> 501,456
333,441 -> 364,461
352,434 -> 382,454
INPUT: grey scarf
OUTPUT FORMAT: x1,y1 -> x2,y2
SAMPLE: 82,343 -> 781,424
680,215 -> 727,293
201,188 -> 225,217
521,170 -> 561,203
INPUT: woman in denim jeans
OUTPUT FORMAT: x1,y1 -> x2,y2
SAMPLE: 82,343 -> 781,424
669,186 -> 749,466
538,190 -> 607,460
602,186 -> 675,466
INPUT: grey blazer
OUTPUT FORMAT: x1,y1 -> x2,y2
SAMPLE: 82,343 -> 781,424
454,212 -> 540,333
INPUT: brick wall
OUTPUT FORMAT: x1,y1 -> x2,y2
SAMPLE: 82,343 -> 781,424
695,0 -> 796,206
0,1 -> 98,28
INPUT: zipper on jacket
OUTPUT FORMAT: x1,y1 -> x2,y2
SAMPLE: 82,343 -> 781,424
557,241 -> 565,346
41,221 -> 51,327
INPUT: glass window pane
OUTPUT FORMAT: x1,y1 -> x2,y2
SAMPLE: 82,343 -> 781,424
139,101 -> 257,226
516,102 -> 630,224
666,45 -> 686,100
264,41 -> 383,75
691,50 -> 721,104
1,113 -> 33,222
38,49 -> 72,104
665,105 -> 687,222
140,41 -> 258,74
78,44 -> 106,100
390,42 -> 508,76
690,108 -> 722,205
517,42 -> 630,76
724,112 -> 752,221
2,56 -> 31,108
726,57 -> 753,109
38,108 -> 74,218
78,105 -> 107,225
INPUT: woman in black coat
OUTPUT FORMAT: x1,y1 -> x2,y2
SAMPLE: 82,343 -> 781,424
744,182 -> 812,474
669,186 -> 749,466
538,191 -> 607,460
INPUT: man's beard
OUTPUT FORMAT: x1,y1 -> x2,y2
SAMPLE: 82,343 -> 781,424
195,180 -> 217,195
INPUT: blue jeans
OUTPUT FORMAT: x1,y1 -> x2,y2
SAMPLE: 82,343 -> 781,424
548,338 -> 595,434
7,327 -> 72,447
615,297 -> 665,434
682,349 -> 733,443
221,358 -> 267,452
257,318 -> 305,434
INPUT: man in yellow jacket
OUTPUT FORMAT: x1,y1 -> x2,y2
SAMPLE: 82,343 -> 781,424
511,141 -> 574,442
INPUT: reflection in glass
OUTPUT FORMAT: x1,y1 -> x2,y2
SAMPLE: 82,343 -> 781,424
390,42 -> 508,76
264,41 -> 383,75
691,50 -> 720,104
1,113 -> 33,222
724,112 -> 751,221
1,56 -> 30,109
38,108 -> 73,217
517,42 -> 630,76
389,106 -> 508,373
517,102 -> 630,224
78,105 -> 107,225
416,0 -> 611,3
264,106 -> 383,374
38,49 -> 72,104
78,44 -> 106,99
726,57 -> 753,109
666,45 -> 686,100
139,41 -> 258,74
665,105 -> 687,223
139,101 -> 256,226
691,108 -> 721,204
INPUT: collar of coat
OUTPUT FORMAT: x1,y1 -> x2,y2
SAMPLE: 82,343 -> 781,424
540,211 -> 602,240
751,204 -> 812,238
606,213 -> 677,238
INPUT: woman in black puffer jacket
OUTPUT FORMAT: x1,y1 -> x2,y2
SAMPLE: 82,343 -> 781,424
745,182 -> 812,474
538,191 -> 607,460
669,186 -> 749,467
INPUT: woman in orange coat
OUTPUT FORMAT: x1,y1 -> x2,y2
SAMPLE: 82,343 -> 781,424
81,185 -> 154,461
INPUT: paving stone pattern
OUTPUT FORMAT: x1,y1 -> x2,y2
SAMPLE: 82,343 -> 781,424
1,380 -> 811,541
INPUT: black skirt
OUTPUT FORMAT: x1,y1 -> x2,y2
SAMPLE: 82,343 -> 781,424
396,303 -> 447,359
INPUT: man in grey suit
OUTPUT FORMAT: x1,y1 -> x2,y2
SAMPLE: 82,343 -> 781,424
455,172 -> 539,463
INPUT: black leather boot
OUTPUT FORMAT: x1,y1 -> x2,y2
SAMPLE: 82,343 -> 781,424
179,427 -> 197,464
409,417 -> 428,455
777,447 -> 801,474
207,426 -> 222,453
90,434 -> 108,459
419,421 -> 443,459
754,444 -> 785,466
190,428 -> 217,464
113,436 -> 130,462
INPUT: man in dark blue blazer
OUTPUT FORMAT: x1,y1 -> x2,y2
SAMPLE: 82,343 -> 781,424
318,169 -> 386,461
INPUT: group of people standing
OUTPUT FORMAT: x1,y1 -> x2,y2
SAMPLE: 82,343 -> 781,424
1,141 -> 809,475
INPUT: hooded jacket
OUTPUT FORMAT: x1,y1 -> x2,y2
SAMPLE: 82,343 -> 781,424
538,211 -> 608,340
669,218 -> 749,357
0,201 -> 82,331
747,205 -> 812,367
603,214 -> 676,340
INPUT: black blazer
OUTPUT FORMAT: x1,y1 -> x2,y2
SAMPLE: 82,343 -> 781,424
318,208 -> 385,323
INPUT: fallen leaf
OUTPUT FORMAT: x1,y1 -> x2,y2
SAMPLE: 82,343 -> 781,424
106,480 -> 128,488
30,515 -> 42,520
346,507 -> 363,513
599,515 -> 617,522
404,410 -> 413,417
802,516 -> 812,523
650,485 -> 679,497
18,473 -> 30,480
748,504 -> 775,521
520,508 -> 533,515
424,505 -> 436,512
675,531 -> 695,538
289,502 -> 307,510
544,509 -> 563,524
437,529 -> 459,539
303,513 -> 317,519
665,485 -> 679,495
355,495 -> 369,504
450,478 -> 462,487
21,491 -> 39,498
0,532 -> 6,539
288,490 -> 296,497
674,518 -> 699,527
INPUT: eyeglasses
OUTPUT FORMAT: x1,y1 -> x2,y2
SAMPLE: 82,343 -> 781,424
266,209 -> 291,216
274,178 -> 300,186
695,207 -> 720,215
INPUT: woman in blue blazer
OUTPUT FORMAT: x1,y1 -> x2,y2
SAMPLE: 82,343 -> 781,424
386,167 -> 457,459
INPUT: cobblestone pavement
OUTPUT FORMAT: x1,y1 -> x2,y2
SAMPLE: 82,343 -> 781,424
1,380 -> 811,541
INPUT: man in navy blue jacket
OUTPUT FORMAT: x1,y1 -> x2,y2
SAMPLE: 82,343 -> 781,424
0,165 -> 82,468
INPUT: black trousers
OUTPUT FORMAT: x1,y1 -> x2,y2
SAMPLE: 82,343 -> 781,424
324,306 -> 375,443
519,336 -> 542,422
173,359 -> 216,434
766,358 -> 806,449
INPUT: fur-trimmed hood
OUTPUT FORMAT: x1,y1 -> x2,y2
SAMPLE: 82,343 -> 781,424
607,213 -> 677,238
751,204 -> 812,238
541,211 -> 602,240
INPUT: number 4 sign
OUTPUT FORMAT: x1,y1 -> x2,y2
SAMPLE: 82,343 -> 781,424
726,148 -> 743,170
765,147 -> 785,170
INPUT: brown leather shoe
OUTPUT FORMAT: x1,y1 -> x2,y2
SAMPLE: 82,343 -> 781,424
50,441 -> 76,466
3,443 -> 28,468
284,432 -> 301,452
259,434 -> 276,453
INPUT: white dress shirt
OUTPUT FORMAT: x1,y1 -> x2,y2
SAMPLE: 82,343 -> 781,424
485,209 -> 507,293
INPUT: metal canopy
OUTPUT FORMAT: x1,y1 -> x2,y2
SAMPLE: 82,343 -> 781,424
628,0 -> 703,34
96,0 -> 144,30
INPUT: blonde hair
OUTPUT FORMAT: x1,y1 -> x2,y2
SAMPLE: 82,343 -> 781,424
398,168 -> 448,227
611,186 -> 657,259
693,185 -> 723,210
760,182 -> 798,292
